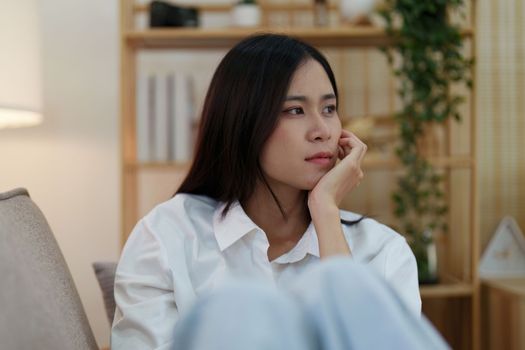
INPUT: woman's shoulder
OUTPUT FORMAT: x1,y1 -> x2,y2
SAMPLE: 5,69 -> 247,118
145,193 -> 218,222
130,193 -> 220,243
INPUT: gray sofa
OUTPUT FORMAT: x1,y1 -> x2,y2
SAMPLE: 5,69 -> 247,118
0,188 -> 99,350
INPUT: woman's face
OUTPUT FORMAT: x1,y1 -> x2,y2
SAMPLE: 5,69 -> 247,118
260,58 -> 342,191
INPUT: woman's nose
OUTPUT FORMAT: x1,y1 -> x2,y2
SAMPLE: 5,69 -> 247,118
308,113 -> 331,141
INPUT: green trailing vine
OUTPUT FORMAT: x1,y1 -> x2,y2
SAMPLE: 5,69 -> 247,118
378,0 -> 473,281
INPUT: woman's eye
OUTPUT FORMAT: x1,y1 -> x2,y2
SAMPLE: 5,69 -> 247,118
285,107 -> 304,115
323,105 -> 336,114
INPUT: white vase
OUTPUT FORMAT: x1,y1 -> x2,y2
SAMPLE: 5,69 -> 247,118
340,0 -> 377,24
231,4 -> 261,27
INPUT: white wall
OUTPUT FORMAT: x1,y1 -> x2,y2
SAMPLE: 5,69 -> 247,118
0,0 -> 119,346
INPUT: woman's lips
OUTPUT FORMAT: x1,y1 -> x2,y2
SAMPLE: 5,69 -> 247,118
305,151 -> 334,166
306,157 -> 332,166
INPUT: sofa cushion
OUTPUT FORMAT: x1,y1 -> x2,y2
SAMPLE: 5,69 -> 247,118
92,261 -> 118,324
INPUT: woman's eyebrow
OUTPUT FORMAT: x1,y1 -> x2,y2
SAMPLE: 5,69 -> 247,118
321,93 -> 337,101
284,93 -> 336,102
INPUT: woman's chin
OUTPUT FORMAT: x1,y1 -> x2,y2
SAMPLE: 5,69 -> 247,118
302,175 -> 324,190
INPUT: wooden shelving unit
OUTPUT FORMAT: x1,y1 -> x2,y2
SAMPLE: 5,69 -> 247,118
120,1 -> 478,349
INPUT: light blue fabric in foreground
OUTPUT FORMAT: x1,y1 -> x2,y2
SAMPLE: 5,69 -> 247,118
171,257 -> 450,350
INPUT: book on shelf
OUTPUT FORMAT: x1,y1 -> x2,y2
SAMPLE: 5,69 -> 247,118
154,71 -> 169,162
136,72 -> 149,163
136,70 -> 196,164
148,74 -> 156,161
172,72 -> 193,162
166,73 -> 175,162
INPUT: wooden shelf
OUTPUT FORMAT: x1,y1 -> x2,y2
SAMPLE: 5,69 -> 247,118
125,27 -> 395,48
125,27 -> 473,49
420,282 -> 474,299
125,155 -> 473,172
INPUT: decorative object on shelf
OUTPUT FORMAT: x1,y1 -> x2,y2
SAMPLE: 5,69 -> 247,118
340,0 -> 378,25
379,0 -> 473,284
0,0 -> 43,129
231,0 -> 261,28
479,216 -> 525,278
149,1 -> 199,28
313,0 -> 329,27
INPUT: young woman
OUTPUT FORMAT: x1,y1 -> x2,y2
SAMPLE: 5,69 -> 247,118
112,33 -> 423,349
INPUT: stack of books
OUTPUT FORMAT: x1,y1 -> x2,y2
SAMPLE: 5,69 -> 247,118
136,71 -> 197,163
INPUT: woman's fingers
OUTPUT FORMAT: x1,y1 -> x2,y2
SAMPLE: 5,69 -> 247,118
339,138 -> 352,158
351,134 -> 367,163
339,131 -> 367,189
339,131 -> 367,164
338,131 -> 355,158
338,145 -> 345,160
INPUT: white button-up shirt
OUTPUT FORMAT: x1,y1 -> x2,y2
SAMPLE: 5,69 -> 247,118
112,193 -> 421,350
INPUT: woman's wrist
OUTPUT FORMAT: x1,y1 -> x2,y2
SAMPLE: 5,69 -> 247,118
307,191 -> 337,216
309,201 -> 339,222
308,197 -> 351,259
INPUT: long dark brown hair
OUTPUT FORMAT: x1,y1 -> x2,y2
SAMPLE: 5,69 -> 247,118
176,33 -> 365,226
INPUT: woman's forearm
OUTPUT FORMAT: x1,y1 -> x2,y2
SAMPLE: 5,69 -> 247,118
309,200 -> 352,259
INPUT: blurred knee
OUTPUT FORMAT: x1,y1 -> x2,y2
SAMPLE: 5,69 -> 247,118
173,281 -> 316,350
288,256 -> 387,305
309,256 -> 377,287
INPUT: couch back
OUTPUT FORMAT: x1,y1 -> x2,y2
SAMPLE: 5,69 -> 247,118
0,188 -> 98,350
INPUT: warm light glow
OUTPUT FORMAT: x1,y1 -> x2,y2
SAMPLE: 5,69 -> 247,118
0,108 -> 42,129
0,0 -> 43,130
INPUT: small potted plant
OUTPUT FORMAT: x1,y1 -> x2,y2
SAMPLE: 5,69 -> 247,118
231,0 -> 261,27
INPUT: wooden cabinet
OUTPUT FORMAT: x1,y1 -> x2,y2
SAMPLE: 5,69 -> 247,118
481,278 -> 525,350
119,1 -> 478,348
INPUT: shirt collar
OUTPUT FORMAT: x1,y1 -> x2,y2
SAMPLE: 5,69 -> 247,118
213,201 -> 260,251
213,200 -> 321,261
273,222 -> 320,264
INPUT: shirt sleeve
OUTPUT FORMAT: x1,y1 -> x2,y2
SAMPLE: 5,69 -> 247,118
111,220 -> 178,350
384,234 -> 422,317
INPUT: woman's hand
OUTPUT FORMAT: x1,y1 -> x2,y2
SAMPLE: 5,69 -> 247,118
308,129 -> 367,210
307,130 -> 366,258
